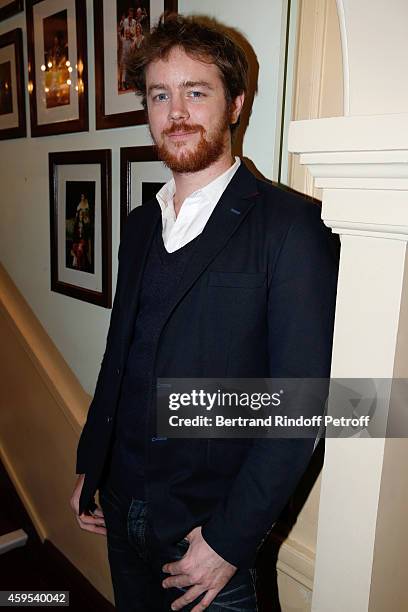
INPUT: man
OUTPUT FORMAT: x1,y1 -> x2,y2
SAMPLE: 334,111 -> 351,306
70,13 -> 338,612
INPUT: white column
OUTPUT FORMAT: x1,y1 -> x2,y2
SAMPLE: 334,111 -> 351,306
289,112 -> 408,610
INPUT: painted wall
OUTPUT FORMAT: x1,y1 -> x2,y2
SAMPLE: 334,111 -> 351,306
0,0 -> 288,395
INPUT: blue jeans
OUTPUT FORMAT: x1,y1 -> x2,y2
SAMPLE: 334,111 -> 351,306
99,483 -> 258,611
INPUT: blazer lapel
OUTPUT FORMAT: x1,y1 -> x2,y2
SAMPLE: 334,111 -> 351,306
159,162 -> 260,332
120,200 -> 161,359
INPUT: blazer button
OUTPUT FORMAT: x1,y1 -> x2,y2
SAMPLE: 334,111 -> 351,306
116,367 -> 121,375
107,416 -> 113,424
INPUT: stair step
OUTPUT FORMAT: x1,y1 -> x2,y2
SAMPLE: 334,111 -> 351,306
0,529 -> 28,555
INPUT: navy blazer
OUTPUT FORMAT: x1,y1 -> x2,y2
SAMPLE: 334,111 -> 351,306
76,162 -> 339,568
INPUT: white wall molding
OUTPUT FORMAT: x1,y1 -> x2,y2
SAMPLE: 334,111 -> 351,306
289,113 -> 408,153
277,538 -> 315,591
335,0 -> 350,114
289,114 -> 408,241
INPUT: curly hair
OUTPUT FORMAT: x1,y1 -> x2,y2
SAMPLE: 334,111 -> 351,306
125,13 -> 248,132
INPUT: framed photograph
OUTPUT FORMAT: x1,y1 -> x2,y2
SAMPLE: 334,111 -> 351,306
94,0 -> 177,130
49,149 -> 112,308
120,145 -> 171,234
26,0 -> 88,137
0,0 -> 24,21
0,28 -> 26,140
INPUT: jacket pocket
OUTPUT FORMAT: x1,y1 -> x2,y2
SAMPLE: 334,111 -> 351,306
208,272 -> 265,288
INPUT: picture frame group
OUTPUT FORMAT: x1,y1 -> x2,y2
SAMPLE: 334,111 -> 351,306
22,0 -> 178,136
1,0 -> 294,310
48,144 -> 172,307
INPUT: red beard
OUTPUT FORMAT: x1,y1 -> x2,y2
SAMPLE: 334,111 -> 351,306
152,109 -> 231,174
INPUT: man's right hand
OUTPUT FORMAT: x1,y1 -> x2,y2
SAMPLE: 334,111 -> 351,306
70,474 -> 107,536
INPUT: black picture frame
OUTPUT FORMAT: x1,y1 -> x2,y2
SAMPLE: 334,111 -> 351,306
26,0 -> 88,137
120,145 -> 171,237
0,28 -> 26,140
49,149 -> 112,308
94,0 -> 177,130
0,0 -> 24,21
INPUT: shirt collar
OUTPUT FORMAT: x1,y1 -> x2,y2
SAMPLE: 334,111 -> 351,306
156,179 -> 176,211
156,157 -> 241,212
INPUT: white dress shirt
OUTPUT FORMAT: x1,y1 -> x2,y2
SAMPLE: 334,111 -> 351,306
155,157 -> 241,253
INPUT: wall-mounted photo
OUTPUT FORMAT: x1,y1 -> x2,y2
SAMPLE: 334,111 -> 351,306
0,28 -> 26,140
120,145 -> 171,235
65,181 -> 95,274
49,149 -> 112,307
117,1 -> 149,93
0,0 -> 24,21
94,0 -> 177,130
26,0 -> 88,136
